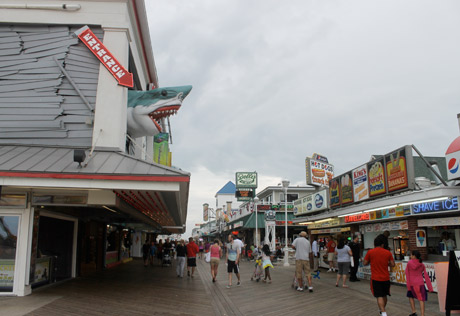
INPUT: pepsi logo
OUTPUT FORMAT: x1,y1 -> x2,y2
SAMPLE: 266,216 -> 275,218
448,158 -> 459,174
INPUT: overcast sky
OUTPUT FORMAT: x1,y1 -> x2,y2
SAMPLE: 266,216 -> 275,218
146,1 -> 460,237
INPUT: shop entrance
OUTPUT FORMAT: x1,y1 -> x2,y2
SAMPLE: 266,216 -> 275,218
37,216 -> 74,282
0,215 -> 20,293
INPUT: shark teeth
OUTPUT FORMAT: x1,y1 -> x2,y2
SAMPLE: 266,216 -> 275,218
148,105 -> 180,132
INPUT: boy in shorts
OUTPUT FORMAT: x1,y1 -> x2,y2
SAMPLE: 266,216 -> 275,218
363,234 -> 395,316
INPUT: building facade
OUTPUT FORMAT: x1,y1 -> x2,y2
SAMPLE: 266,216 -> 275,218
0,0 -> 191,296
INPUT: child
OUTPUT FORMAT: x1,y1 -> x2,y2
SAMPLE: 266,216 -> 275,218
251,247 -> 263,281
405,250 -> 433,316
262,244 -> 274,283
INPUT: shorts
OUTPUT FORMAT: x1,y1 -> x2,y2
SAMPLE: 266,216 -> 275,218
210,258 -> 220,266
227,260 -> 239,274
187,257 -> 196,267
337,262 -> 350,275
295,259 -> 311,279
371,280 -> 391,298
407,285 -> 428,301
327,252 -> 335,262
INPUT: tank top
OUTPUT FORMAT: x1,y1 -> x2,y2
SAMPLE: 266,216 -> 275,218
210,244 -> 220,258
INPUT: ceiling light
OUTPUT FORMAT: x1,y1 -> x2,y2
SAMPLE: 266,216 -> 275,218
398,197 -> 449,207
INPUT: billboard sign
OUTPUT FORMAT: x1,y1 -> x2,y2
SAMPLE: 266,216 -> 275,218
340,172 -> 354,205
368,157 -> 387,198
353,165 -> 369,202
305,156 -> 334,187
385,146 -> 411,192
329,145 -> 415,209
235,188 -> 255,201
236,172 -> 257,188
293,189 -> 328,216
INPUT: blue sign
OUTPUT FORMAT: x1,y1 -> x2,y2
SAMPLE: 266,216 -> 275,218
315,194 -> 324,208
412,197 -> 458,214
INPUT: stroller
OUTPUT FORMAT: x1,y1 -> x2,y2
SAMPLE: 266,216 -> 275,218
250,254 -> 263,282
162,248 -> 172,267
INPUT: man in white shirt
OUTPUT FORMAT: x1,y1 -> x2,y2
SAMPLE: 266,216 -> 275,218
291,231 -> 313,292
311,236 -> 319,272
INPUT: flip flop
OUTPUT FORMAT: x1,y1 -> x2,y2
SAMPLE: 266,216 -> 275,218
342,285 -> 349,288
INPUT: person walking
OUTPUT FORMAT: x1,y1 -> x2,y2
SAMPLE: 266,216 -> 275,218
326,237 -> 336,272
149,241 -> 157,266
335,238 -> 352,288
291,231 -> 313,292
210,239 -> 222,283
198,241 -> 204,259
226,234 -> 241,288
363,234 -> 395,316
175,239 -> 187,278
261,244 -> 274,283
142,240 -> 150,267
311,236 -> 319,272
405,250 -> 433,316
349,235 -> 361,282
186,237 -> 199,278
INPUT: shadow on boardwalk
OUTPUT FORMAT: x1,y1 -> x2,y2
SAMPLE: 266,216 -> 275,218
0,258 -> 443,316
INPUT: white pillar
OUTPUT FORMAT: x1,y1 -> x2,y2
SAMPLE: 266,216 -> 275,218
92,28 -> 130,152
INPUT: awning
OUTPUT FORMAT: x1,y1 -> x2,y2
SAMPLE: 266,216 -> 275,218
0,145 -> 190,233
231,212 -> 302,229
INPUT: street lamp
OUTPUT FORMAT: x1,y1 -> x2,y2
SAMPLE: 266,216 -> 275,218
254,196 -> 259,247
282,179 -> 290,267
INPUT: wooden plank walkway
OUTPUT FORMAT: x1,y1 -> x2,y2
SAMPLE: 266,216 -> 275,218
0,258 -> 444,316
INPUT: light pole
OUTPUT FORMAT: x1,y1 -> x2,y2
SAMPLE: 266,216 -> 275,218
254,196 -> 259,247
282,179 -> 290,266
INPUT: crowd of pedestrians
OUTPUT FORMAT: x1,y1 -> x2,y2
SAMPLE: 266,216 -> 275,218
141,231 -> 433,316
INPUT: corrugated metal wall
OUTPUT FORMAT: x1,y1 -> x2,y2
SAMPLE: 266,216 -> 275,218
0,24 -> 102,147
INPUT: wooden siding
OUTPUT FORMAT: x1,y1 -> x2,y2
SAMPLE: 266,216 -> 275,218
0,24 -> 103,147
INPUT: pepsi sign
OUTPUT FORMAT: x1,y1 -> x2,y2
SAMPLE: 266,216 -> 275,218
446,136 -> 460,180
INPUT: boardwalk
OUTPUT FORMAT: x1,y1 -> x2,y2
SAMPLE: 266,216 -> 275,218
1,258 -> 443,316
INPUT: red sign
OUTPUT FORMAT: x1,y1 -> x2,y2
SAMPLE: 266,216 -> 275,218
345,213 -> 370,223
275,221 -> 293,225
75,26 -> 133,87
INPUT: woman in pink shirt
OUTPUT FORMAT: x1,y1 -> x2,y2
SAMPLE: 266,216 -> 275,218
405,250 -> 433,316
210,239 -> 222,283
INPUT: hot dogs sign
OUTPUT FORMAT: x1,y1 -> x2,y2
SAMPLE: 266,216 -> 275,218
305,153 -> 334,187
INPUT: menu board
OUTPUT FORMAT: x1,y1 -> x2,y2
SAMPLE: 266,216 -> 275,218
385,147 -> 409,192
353,165 -> 369,202
368,158 -> 387,197
329,178 -> 341,208
341,172 -> 354,205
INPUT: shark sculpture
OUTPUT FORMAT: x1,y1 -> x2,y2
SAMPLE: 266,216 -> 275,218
127,85 -> 192,138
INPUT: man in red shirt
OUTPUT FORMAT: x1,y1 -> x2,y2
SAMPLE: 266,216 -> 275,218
326,238 -> 336,272
186,237 -> 199,278
363,234 -> 395,316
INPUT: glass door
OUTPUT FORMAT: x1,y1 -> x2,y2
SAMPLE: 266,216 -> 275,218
0,216 -> 19,293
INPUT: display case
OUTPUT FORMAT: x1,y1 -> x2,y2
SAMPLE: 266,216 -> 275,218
393,237 -> 409,260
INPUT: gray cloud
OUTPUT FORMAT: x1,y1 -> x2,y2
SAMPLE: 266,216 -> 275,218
147,0 -> 460,236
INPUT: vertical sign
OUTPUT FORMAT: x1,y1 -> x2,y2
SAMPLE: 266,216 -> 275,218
203,204 -> 209,221
340,172 -> 354,205
329,178 -> 341,208
74,26 -> 134,87
385,147 -> 409,192
368,158 -> 387,197
352,165 -> 369,202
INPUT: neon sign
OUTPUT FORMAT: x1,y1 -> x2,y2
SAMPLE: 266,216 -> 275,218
345,212 -> 370,223
412,197 -> 458,214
